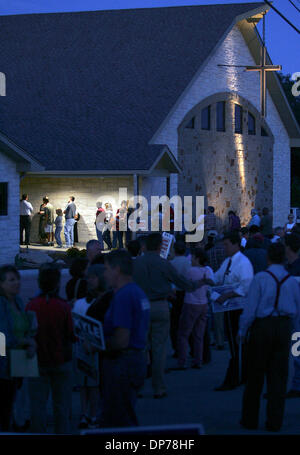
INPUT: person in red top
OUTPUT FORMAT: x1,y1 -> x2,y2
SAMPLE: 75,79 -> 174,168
112,200 -> 127,249
26,264 -> 76,434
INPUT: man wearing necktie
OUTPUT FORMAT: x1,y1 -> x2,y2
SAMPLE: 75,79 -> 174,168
212,231 -> 254,390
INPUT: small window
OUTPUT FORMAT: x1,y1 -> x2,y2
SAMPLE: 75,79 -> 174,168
235,104 -> 243,134
248,112 -> 256,135
201,106 -> 211,130
261,126 -> 268,137
185,117 -> 195,129
216,101 -> 225,132
0,183 -> 8,216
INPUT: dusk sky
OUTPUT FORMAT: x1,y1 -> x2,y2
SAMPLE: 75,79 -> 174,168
0,0 -> 299,74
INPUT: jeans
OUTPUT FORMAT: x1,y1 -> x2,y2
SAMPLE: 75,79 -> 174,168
55,226 -> 63,246
112,231 -> 124,249
96,227 -> 104,250
103,229 -> 112,250
29,361 -> 73,434
64,218 -> 76,247
100,351 -> 147,427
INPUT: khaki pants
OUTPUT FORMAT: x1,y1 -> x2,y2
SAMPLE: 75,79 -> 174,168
148,301 -> 170,395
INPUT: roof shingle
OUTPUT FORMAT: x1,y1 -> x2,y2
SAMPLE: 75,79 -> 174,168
0,3 -> 265,171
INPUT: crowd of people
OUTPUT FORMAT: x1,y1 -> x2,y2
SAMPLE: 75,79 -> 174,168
20,194 -> 79,248
4,203 -> 300,434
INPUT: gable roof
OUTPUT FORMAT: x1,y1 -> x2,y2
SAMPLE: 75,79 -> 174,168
0,2 -> 283,172
0,131 -> 44,172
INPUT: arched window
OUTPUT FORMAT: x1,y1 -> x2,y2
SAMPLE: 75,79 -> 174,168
216,101 -> 225,132
248,112 -> 256,135
201,105 -> 211,130
234,104 -> 243,134
261,126 -> 269,137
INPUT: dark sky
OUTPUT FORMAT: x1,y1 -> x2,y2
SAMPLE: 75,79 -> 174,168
0,0 -> 299,74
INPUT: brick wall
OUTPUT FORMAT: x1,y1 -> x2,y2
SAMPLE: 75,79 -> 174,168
177,92 -> 274,226
0,153 -> 20,264
20,176 -> 134,244
152,24 -> 290,227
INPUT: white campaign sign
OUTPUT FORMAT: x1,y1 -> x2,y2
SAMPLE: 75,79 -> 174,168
160,232 -> 174,259
72,313 -> 106,351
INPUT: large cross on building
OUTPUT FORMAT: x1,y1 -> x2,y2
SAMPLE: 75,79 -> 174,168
245,14 -> 281,117
218,13 -> 281,117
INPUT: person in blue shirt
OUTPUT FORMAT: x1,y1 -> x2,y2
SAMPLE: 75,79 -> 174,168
100,250 -> 150,427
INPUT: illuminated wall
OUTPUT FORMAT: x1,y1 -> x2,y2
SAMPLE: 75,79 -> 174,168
153,23 -> 290,227
177,92 -> 274,227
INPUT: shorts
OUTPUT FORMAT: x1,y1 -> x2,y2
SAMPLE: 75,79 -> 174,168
44,225 -> 53,233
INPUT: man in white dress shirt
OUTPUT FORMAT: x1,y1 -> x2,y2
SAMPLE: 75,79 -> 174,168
213,231 -> 254,391
238,242 -> 300,431
247,209 -> 261,228
20,194 -> 33,245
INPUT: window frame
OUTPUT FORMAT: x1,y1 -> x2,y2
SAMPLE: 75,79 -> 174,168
201,105 -> 211,131
248,112 -> 256,135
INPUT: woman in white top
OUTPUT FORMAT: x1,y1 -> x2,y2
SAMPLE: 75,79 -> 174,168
284,214 -> 296,235
72,264 -> 107,430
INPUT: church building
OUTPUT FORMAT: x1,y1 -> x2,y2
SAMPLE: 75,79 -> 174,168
0,2 -> 299,245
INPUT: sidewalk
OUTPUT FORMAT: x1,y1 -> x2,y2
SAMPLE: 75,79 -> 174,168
53,346 -> 300,435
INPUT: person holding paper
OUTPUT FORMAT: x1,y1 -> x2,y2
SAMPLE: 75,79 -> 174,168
212,231 -> 253,391
0,265 -> 36,432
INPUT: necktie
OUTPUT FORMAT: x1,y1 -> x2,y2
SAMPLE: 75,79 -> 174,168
222,258 -> 232,285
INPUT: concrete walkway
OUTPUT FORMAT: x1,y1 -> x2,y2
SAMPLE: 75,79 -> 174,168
55,346 -> 300,435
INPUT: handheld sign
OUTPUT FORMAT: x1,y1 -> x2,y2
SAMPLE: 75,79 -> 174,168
72,313 -> 106,351
160,232 -> 174,259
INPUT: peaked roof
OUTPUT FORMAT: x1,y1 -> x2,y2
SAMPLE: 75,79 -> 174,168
0,3 -> 269,172
0,131 -> 44,172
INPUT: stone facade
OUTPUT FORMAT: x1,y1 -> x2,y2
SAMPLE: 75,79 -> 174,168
0,152 -> 20,265
152,24 -> 290,227
177,92 -> 274,225
20,176 -> 134,244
